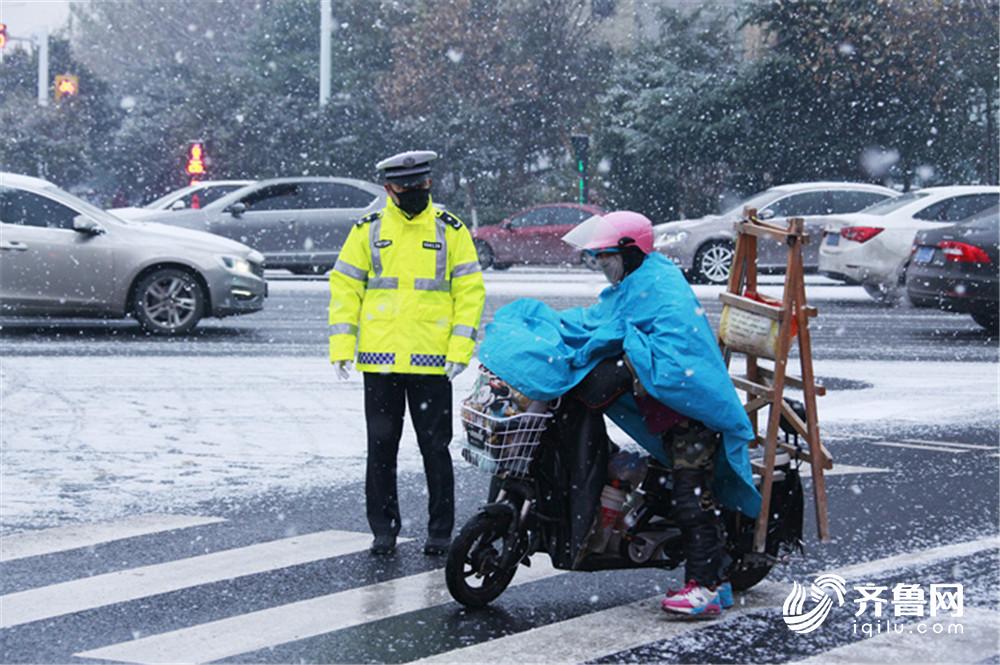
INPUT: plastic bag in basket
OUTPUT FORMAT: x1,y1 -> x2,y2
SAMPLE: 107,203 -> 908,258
463,365 -> 536,418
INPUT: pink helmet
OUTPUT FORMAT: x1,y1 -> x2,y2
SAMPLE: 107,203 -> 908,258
561,210 -> 655,254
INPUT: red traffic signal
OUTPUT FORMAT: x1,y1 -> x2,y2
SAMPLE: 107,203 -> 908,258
0,23 -> 8,50
185,142 -> 207,177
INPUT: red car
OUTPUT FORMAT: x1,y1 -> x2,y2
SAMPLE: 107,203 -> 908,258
473,203 -> 604,269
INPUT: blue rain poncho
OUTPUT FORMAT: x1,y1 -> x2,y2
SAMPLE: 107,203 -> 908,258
479,253 -> 761,518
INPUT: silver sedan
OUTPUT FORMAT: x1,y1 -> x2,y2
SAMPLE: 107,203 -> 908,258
0,172 -> 266,335
139,177 -> 387,275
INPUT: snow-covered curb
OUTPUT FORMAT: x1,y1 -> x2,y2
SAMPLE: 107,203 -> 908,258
2,355 -> 995,530
268,273 -> 873,302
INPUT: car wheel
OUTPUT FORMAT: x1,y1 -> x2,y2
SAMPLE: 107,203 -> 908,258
693,240 -> 735,284
474,240 -> 495,270
971,311 -> 999,334
132,267 -> 205,335
289,265 -> 333,276
862,282 -> 901,306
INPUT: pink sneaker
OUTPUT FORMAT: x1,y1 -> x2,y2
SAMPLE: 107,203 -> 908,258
666,581 -> 733,608
661,580 -> 722,617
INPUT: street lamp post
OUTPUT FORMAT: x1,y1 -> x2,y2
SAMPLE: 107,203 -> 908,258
319,0 -> 331,107
36,26 -> 49,107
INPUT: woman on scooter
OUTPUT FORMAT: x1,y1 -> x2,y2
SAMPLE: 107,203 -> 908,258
478,211 -> 761,618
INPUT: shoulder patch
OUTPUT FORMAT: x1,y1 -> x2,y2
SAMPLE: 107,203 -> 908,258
355,211 -> 381,227
437,210 -> 463,230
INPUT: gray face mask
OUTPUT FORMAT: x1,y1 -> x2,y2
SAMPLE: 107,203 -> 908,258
597,253 -> 625,285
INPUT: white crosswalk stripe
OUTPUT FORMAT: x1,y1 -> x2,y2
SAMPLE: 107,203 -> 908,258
71,531 -> 999,664
0,514 -> 225,562
417,582 -> 790,664
414,536 -> 1000,664
795,607 -> 1000,664
76,559 -> 565,664
0,506 -> 992,664
1,529 -> 383,628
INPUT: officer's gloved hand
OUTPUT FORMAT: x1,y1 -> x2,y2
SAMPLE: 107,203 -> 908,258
444,362 -> 467,381
334,360 -> 353,380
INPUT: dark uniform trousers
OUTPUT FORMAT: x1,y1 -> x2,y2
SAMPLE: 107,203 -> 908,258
363,372 -> 454,540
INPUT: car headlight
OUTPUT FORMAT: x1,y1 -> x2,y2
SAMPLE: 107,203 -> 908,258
655,231 -> 689,247
218,255 -> 253,274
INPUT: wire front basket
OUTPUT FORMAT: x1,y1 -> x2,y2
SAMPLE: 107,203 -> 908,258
460,405 -> 553,478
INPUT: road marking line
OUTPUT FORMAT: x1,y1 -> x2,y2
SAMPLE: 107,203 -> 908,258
415,536 -> 1000,664
0,514 -> 225,563
899,438 -> 997,451
828,536 -> 1000,581
416,582 -> 790,664
0,529 -> 382,629
75,559 -> 565,664
794,607 -> 1000,664
799,463 -> 890,478
871,441 -> 970,454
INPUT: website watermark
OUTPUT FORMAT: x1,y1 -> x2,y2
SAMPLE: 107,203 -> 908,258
782,573 -> 965,637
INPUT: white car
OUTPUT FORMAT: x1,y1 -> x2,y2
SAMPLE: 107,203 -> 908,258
653,182 -> 898,283
110,180 -> 254,220
819,186 -> 1000,303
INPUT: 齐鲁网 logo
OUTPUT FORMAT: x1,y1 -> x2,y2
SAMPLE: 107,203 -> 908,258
782,574 -> 847,634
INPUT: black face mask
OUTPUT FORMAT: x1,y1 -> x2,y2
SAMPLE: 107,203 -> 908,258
394,188 -> 430,216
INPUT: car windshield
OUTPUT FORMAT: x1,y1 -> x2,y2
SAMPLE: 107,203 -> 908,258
721,190 -> 782,216
958,205 -> 999,225
858,191 -> 927,215
44,185 -> 129,225
144,183 -> 247,209
143,185 -> 199,209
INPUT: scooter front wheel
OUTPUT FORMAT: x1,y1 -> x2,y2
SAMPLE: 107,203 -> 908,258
445,513 -> 519,608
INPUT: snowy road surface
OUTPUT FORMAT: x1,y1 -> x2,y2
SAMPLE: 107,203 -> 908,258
1,268 -> 997,663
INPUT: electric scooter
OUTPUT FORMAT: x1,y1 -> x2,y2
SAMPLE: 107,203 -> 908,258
445,389 -> 805,608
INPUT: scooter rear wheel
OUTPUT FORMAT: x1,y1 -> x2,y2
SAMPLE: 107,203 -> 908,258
728,561 -> 773,592
445,513 -> 519,608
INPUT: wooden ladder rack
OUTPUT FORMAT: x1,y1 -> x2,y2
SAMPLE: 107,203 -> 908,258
717,209 -> 832,552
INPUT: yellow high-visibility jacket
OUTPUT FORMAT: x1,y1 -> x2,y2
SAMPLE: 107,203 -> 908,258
328,197 -> 486,374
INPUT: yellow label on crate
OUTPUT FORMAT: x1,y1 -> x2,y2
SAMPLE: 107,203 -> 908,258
719,305 -> 780,359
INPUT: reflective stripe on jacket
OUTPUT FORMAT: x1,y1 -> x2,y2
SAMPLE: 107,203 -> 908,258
328,197 -> 486,375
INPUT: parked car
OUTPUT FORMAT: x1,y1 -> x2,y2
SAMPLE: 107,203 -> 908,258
819,186 -> 1000,303
906,205 -> 998,332
139,177 -> 387,274
0,172 -> 266,335
473,203 -> 604,269
109,180 -> 255,220
653,182 -> 897,284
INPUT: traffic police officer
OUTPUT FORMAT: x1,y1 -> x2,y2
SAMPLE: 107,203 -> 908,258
329,150 -> 486,556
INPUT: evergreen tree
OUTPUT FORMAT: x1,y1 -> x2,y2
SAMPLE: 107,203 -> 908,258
0,37 -> 119,195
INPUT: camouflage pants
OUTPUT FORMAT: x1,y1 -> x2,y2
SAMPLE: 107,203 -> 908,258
669,419 -> 720,509
666,420 -> 728,587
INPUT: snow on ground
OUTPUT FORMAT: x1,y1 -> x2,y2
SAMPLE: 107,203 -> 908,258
2,355 -> 996,531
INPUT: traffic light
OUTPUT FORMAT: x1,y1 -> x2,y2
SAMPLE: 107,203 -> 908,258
0,23 -> 8,50
571,134 -> 590,204
185,141 -> 207,181
54,74 -> 79,101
